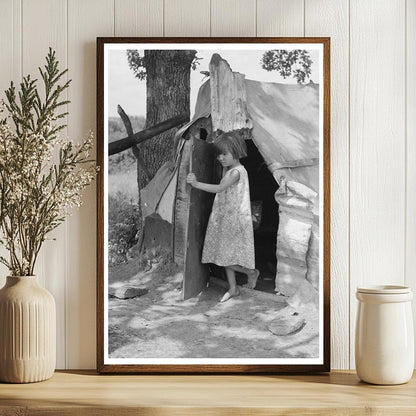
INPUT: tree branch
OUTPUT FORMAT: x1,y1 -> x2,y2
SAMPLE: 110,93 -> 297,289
109,114 -> 189,156
116,105 -> 151,181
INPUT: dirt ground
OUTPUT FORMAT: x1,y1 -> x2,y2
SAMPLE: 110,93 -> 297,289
108,259 -> 319,359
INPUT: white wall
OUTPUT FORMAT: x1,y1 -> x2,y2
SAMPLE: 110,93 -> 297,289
0,0 -> 414,370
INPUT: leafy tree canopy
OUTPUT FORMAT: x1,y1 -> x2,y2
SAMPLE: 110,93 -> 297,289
261,49 -> 313,84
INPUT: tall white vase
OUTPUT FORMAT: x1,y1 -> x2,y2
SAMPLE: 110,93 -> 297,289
355,285 -> 414,385
0,276 -> 56,383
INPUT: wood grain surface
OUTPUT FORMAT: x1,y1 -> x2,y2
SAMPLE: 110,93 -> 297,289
115,0 -> 163,37
165,0 -> 210,37
406,0 -> 416,366
22,0 -> 68,369
67,0 -> 113,370
305,0 -> 350,371
257,0 -> 304,37
0,0 -> 21,290
349,0 -> 406,369
211,0 -> 256,37
0,371 -> 415,415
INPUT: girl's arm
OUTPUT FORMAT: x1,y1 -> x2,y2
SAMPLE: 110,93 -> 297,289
186,170 -> 240,194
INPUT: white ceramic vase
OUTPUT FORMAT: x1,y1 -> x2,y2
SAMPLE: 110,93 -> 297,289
355,285 -> 414,385
0,276 -> 56,383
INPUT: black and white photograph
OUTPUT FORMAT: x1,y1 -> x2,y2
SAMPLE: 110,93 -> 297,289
97,38 -> 330,372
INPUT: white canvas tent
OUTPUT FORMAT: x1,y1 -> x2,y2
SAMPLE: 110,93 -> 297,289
140,53 -> 320,302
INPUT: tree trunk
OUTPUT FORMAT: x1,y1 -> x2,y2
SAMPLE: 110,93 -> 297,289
138,50 -> 197,189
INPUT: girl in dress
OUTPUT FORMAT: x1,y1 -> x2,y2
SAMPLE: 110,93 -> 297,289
186,132 -> 259,302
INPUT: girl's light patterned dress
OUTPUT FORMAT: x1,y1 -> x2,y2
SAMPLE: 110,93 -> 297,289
202,164 -> 255,270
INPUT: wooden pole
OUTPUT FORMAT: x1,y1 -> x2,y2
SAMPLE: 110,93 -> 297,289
109,114 -> 189,156
116,105 -> 151,180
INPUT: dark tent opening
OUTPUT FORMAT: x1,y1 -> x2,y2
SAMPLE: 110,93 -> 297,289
242,139 -> 279,293
199,128 -> 208,141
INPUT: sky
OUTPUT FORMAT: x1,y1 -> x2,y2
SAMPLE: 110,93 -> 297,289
107,47 -> 320,118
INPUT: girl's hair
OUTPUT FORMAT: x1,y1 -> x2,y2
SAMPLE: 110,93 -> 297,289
213,132 -> 247,159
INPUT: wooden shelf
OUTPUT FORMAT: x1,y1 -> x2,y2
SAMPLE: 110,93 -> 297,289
0,370 -> 415,415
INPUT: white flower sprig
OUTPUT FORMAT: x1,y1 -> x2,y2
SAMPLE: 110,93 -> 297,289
0,48 -> 97,276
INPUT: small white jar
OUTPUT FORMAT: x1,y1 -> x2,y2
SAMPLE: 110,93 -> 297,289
355,285 -> 414,385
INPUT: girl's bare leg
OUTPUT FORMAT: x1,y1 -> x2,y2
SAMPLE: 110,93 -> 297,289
229,265 -> 260,289
220,267 -> 240,302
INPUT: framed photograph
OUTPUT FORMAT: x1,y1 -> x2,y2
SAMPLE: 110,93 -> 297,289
97,37 -> 330,373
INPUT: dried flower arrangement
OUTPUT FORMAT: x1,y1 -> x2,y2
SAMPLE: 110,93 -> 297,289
0,48 -> 97,276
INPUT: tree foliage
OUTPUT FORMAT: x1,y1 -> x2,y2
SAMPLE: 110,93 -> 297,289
261,49 -> 313,84
127,49 -> 201,80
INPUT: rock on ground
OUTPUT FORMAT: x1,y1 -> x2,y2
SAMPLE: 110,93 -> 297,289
108,259 -> 320,359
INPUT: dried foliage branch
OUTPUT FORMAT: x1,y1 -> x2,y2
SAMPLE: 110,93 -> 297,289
0,48 -> 97,276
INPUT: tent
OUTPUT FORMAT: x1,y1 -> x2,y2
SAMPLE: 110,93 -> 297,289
140,53 -> 320,302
